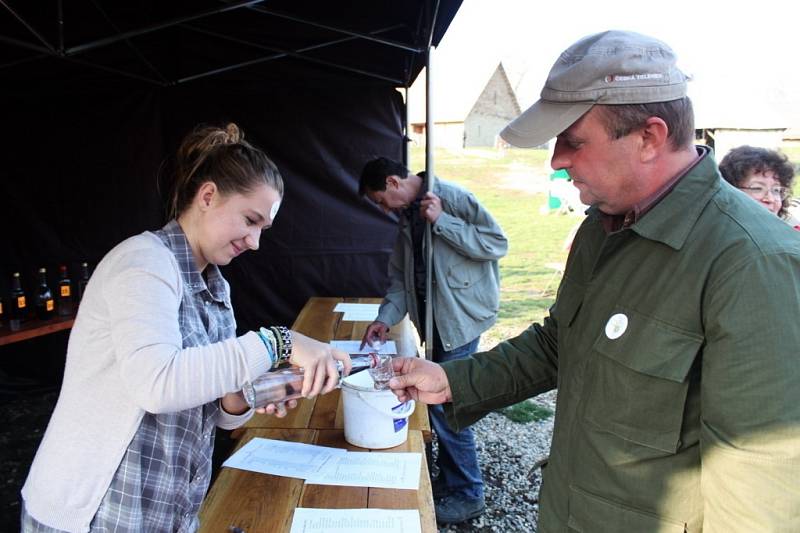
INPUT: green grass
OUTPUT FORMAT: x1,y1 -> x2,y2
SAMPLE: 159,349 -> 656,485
410,146 -> 576,424
501,399 -> 554,423
410,146 -> 578,348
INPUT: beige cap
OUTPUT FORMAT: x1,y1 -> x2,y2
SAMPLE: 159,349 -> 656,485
501,30 -> 688,148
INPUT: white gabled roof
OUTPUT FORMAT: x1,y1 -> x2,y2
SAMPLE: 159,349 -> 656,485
407,60 -> 519,124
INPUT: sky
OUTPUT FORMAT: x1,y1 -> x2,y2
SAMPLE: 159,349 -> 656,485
424,0 -> 800,125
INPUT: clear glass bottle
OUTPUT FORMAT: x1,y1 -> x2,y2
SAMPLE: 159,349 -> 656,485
243,353 -> 394,409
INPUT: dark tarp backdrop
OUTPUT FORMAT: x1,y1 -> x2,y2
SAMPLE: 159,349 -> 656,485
0,1 -> 461,376
0,4 -> 462,526
1,80 -> 404,335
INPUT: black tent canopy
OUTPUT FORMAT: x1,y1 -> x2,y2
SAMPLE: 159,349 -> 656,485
0,1 -> 457,87
0,1 -> 462,335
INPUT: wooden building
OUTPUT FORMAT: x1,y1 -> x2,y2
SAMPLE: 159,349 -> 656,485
407,62 -> 521,149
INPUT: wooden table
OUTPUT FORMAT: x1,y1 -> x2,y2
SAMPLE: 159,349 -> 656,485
237,297 -> 430,442
199,428 -> 435,532
199,297 -> 435,533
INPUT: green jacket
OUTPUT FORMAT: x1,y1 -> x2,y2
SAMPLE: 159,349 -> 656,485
376,179 -> 507,350
444,150 -> 800,532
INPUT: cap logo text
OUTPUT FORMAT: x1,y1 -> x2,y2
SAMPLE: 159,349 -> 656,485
604,73 -> 665,83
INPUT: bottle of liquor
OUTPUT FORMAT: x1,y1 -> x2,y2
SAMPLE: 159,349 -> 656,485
9,272 -> 27,331
77,262 -> 90,302
35,268 -> 55,321
0,294 -> 4,328
57,265 -> 74,317
243,353 -> 395,409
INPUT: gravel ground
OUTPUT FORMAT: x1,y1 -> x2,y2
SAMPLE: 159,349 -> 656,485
436,390 -> 556,533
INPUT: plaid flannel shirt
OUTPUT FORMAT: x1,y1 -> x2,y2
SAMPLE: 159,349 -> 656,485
24,220 -> 236,532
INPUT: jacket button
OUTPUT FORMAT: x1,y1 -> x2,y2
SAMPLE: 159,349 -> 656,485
463,282 -> 469,286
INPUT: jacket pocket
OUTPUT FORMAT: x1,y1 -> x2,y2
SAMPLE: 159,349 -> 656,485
446,260 -> 497,320
567,485 -> 687,532
583,307 -> 701,453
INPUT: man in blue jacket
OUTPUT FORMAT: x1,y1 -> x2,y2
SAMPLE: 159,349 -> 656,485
359,157 -> 508,524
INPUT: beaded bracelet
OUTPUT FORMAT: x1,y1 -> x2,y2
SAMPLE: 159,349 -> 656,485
257,327 -> 278,368
269,326 -> 292,365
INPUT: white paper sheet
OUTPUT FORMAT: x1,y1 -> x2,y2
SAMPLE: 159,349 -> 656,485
305,452 -> 422,490
333,303 -> 380,321
329,340 -> 397,355
222,438 -> 346,479
289,508 -> 421,533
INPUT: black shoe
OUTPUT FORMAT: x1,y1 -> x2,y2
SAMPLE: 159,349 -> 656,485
435,494 -> 485,524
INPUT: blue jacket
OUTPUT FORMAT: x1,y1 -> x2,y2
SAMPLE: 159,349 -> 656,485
376,179 -> 507,350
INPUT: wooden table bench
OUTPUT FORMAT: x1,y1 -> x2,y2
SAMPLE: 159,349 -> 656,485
0,314 -> 75,347
200,297 -> 435,532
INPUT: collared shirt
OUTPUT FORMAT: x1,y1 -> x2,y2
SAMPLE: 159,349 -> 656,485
22,220 -> 264,533
600,147 -> 705,233
376,179 -> 507,350
90,220 -> 235,532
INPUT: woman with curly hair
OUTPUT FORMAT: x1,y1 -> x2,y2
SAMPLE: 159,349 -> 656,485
719,145 -> 799,229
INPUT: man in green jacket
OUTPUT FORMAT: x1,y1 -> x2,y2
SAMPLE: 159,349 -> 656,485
389,30 -> 800,532
359,157 -> 507,524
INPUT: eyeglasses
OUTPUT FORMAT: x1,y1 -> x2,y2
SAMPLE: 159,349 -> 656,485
738,185 -> 790,200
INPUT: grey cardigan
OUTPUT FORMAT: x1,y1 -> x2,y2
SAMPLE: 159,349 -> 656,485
376,179 -> 508,350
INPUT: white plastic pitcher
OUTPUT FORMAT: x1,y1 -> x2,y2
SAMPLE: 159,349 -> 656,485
341,370 -> 415,449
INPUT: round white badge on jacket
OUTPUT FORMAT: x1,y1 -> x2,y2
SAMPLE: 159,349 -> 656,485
605,313 -> 628,340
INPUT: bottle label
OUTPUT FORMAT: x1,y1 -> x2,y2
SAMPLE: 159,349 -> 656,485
61,286 -> 71,297
46,299 -> 54,312
0,302 -> 3,313
17,296 -> 26,309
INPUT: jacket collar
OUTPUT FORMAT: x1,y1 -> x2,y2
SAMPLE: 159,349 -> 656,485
160,220 -> 230,304
588,146 -> 720,251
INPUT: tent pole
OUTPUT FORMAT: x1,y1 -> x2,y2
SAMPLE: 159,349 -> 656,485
178,24 -> 405,85
0,0 -> 55,53
404,86 -> 410,168
57,0 -> 64,54
89,0 -> 169,84
65,0 -> 265,56
249,6 -> 423,53
424,43 -> 435,361
423,0 -> 440,361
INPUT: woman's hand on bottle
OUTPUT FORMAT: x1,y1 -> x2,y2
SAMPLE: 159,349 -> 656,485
289,330 -> 351,398
256,399 -> 298,417
222,392 -> 297,418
